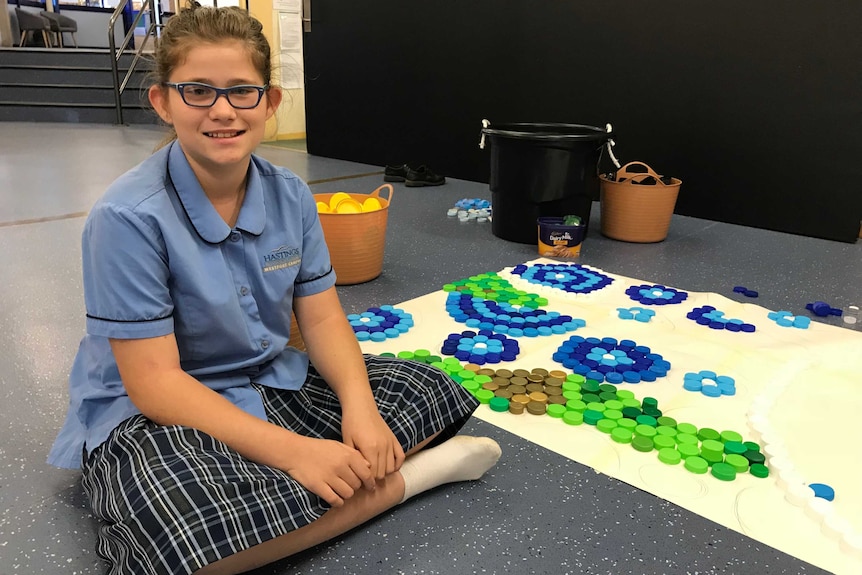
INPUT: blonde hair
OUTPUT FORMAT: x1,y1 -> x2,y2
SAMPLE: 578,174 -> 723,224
151,6 -> 274,150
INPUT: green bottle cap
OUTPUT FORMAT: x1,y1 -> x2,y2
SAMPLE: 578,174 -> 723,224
632,435 -> 654,452
611,427 -> 633,444
697,427 -> 720,442
414,349 -> 430,359
642,407 -> 663,418
750,463 -> 770,478
431,361 -> 448,371
636,414 -> 658,427
581,380 -> 601,394
677,443 -> 700,459
586,402 -> 607,413
723,441 -> 747,455
562,390 -> 582,401
700,439 -> 725,457
653,435 -> 677,450
462,380 -> 481,393
621,398 -> 642,409
725,454 -> 750,473
427,355 -> 442,364
562,381 -> 582,392
566,373 -> 586,384
598,391 -> 618,403
614,389 -> 636,400
475,389 -> 495,404
598,383 -> 618,394
566,399 -> 587,413
676,433 -> 699,446
642,396 -> 658,409
656,426 -> 677,438
597,418 -> 618,433
489,397 -> 509,412
397,351 -> 415,360
473,374 -> 493,384
711,462 -> 737,481
685,456 -> 709,474
743,441 -> 761,452
635,424 -> 657,438
622,407 -> 642,419
720,430 -> 743,444
603,409 -> 623,421
379,352 -> 396,358
656,416 -> 677,428
604,400 -> 624,411
563,411 -> 584,426
658,447 -> 682,465
581,393 -> 601,404
457,370 -> 475,381
583,409 -> 604,425
547,404 -> 567,418
676,422 -> 697,436
617,418 -> 637,430
744,450 -> 766,465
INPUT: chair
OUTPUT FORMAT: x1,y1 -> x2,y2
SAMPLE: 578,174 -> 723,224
14,8 -> 50,48
40,11 -> 78,48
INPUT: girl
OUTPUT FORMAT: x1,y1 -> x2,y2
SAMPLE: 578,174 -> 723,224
48,6 -> 501,574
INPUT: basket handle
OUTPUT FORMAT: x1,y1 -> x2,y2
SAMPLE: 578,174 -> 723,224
615,161 -> 671,186
370,183 -> 394,205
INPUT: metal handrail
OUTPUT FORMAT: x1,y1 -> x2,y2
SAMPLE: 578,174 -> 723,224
108,0 -> 161,124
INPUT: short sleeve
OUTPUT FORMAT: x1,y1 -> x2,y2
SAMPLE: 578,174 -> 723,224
294,180 -> 337,297
82,202 -> 175,339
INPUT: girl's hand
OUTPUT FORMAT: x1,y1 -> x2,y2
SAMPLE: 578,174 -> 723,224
283,436 -> 375,507
342,407 -> 405,481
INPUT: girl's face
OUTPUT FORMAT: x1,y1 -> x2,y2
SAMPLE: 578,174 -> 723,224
149,40 -> 282,182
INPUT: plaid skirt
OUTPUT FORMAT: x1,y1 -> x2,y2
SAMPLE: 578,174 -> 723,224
81,355 -> 478,575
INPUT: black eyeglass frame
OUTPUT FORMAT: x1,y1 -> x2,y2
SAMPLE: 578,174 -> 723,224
161,82 -> 270,109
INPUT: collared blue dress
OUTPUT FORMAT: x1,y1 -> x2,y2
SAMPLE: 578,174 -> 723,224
48,141 -> 478,575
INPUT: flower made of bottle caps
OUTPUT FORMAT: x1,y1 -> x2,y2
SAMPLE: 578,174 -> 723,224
348,306 -> 414,342
687,306 -> 756,332
625,284 -> 689,305
683,371 -> 737,397
441,330 -> 520,365
552,335 -> 670,384
445,292 -> 586,337
616,307 -> 656,322
510,263 -> 614,294
767,310 -> 811,329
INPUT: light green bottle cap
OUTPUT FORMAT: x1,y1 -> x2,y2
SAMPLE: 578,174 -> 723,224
597,418 -> 618,433
586,402 -> 606,413
617,418 -> 637,430
725,454 -> 750,473
566,399 -> 587,413
685,456 -> 709,474
697,427 -> 720,442
563,391 -> 582,401
700,439 -> 725,457
457,370 -> 475,380
562,381 -> 582,392
604,400 -> 625,411
635,424 -> 657,438
614,389 -> 636,400
621,398 -> 641,408
547,404 -> 567,418
656,416 -> 677,428
676,422 -> 697,435
676,433 -> 699,446
653,435 -> 676,450
603,409 -> 623,421
632,435 -> 654,452
462,380 -> 481,392
473,374 -> 493,384
563,411 -> 584,426
475,389 -> 495,403
566,373 -> 586,384
611,427 -> 633,444
677,443 -> 700,459
720,430 -> 743,444
414,349 -> 430,358
656,426 -> 677,437
658,448 -> 682,465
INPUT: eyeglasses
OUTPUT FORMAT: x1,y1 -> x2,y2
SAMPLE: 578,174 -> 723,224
162,82 -> 269,109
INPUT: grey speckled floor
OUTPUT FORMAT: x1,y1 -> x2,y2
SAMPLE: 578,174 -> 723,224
1,123 -> 859,575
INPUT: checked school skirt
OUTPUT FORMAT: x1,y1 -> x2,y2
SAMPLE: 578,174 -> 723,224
81,354 -> 478,575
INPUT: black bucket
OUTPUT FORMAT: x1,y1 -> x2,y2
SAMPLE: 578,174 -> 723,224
481,122 -> 612,244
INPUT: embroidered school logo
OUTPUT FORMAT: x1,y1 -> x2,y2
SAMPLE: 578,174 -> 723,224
262,245 -> 301,272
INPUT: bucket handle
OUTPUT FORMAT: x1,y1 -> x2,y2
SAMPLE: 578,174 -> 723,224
369,183 -> 394,205
614,161 -> 671,186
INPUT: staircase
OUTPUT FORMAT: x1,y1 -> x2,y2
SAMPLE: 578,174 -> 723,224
0,47 -> 157,124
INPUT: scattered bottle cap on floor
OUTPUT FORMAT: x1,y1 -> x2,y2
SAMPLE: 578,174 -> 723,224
806,300 -> 843,317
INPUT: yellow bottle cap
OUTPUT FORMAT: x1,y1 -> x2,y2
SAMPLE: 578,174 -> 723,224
329,192 -> 351,211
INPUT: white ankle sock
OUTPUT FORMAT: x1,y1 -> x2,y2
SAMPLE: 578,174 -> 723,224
399,435 -> 502,504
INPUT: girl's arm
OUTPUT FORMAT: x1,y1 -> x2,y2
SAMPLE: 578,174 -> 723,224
293,286 -> 406,480
110,334 -> 374,506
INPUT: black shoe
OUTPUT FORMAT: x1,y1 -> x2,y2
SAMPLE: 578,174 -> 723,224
405,165 -> 445,187
384,164 -> 410,182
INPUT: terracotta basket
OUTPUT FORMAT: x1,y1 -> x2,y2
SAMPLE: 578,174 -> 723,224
313,184 -> 393,285
600,161 -> 681,243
